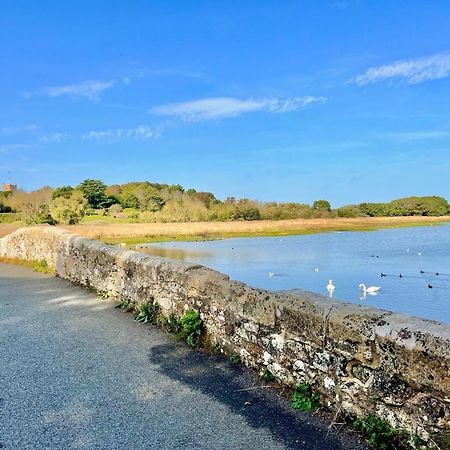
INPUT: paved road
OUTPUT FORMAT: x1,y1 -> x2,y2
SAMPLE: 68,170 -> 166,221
0,263 -> 368,450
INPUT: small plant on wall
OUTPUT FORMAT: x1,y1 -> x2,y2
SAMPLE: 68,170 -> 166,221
134,298 -> 160,324
291,383 -> 320,411
181,309 -> 204,348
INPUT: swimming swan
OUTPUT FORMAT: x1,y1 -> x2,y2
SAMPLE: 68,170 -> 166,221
359,283 -> 381,293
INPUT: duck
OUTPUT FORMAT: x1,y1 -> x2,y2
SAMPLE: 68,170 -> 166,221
359,283 -> 381,294
380,272 -> 387,277
314,267 -> 320,272
428,283 -> 433,289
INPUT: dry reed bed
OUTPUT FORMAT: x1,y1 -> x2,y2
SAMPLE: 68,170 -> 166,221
63,216 -> 450,242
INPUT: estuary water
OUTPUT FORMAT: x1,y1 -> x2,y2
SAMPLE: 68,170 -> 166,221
137,224 -> 450,324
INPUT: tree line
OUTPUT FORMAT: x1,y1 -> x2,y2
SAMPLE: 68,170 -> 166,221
0,179 -> 449,225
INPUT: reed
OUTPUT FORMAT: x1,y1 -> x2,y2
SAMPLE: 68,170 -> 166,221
61,216 -> 450,244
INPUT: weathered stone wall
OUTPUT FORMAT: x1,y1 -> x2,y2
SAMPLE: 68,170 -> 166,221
1,226 -> 449,444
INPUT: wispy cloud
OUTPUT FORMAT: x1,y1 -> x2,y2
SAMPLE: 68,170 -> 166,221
150,96 -> 327,121
38,132 -> 69,144
330,1 -> 349,10
1,124 -> 39,135
382,131 -> 450,142
23,78 -> 130,100
352,53 -> 450,86
82,125 -> 159,141
0,143 -> 29,153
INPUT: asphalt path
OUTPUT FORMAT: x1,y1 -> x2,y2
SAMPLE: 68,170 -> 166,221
0,263 -> 369,450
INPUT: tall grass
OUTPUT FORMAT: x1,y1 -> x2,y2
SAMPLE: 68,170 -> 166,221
62,216 -> 450,244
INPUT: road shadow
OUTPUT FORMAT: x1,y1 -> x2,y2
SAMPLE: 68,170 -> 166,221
148,342 -> 368,450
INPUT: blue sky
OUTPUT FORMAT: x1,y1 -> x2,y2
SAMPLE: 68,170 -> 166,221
1,1 -> 450,206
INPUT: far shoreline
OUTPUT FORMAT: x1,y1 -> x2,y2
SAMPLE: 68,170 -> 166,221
1,216 -> 449,244
65,215 -> 450,244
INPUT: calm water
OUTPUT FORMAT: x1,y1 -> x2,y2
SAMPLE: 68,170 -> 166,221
136,224 -> 450,324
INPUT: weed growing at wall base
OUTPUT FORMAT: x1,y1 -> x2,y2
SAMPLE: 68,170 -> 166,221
134,298 -> 160,324
230,352 -> 241,364
181,309 -> 204,348
115,299 -> 135,312
291,383 -> 320,411
262,368 -> 277,382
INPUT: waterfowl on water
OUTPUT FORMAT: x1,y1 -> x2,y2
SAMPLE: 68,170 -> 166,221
359,283 -> 381,294
380,272 -> 387,277
327,280 -> 335,292
428,283 -> 433,289
269,272 -> 275,278
314,267 -> 320,272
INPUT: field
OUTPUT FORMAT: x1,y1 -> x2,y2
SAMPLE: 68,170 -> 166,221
1,216 -> 449,244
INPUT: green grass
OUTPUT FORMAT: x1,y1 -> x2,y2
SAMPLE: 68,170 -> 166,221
0,213 -> 22,224
0,257 -> 55,275
81,215 -> 138,224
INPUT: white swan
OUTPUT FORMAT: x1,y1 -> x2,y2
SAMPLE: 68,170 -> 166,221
359,283 -> 381,294
327,280 -> 335,297
269,272 -> 275,278
314,267 -> 320,272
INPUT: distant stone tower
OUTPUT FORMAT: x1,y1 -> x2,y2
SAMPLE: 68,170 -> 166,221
2,183 -> 17,192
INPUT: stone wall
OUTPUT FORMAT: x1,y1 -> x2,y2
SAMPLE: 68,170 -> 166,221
1,226 -> 449,444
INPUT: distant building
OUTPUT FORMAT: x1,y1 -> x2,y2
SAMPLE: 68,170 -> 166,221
2,183 -> 17,192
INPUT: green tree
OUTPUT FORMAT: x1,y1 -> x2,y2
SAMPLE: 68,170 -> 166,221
50,191 -> 88,224
52,186 -> 74,200
120,193 -> 140,209
77,179 -> 107,209
313,200 -> 331,211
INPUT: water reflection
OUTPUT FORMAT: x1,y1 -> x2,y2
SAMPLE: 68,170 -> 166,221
134,244 -> 213,261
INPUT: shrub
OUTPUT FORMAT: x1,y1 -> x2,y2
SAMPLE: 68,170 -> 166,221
181,309 -> 204,348
50,191 -> 88,224
313,200 -> 331,211
52,186 -> 74,200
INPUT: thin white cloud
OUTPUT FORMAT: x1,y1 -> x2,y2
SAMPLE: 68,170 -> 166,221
382,131 -> 450,142
82,125 -> 159,141
0,143 -> 29,153
150,96 -> 327,121
1,124 -> 39,135
353,53 -> 450,86
22,78 -> 130,100
38,132 -> 68,144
